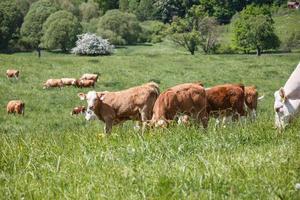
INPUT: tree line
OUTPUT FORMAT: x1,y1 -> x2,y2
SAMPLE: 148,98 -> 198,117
0,0 -> 293,56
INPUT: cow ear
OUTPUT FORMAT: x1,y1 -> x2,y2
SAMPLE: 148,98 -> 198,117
78,93 -> 86,100
279,87 -> 286,99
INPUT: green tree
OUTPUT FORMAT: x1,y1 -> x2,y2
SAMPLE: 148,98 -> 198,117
79,0 -> 99,21
233,5 -> 280,56
94,0 -> 119,13
167,17 -> 200,55
0,0 -> 23,51
96,10 -> 142,45
20,0 -> 58,52
41,10 -> 82,52
119,0 -> 129,11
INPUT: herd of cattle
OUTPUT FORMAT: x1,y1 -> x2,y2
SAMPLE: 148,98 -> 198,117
5,62 -> 300,133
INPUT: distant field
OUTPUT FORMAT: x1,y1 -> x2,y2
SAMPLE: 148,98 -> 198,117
1,44 -> 300,199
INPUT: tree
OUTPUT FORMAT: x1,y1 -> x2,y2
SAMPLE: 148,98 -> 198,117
79,0 -> 100,21
96,10 -> 142,45
94,0 -> 119,13
20,0 -> 58,52
233,5 -> 280,56
72,33 -> 114,55
0,0 -> 23,51
41,10 -> 82,52
167,17 -> 200,55
119,0 -> 129,11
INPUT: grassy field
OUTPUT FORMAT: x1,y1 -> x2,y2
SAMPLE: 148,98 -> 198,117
1,43 -> 300,199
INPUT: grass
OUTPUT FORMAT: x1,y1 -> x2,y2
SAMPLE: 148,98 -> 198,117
1,44 -> 300,199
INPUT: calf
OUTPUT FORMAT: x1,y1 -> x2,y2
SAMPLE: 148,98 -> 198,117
43,79 -> 63,89
151,83 -> 208,128
78,82 -> 159,134
206,83 -> 246,126
80,73 -> 99,82
244,86 -> 264,119
7,100 -> 25,115
274,62 -> 300,130
61,78 -> 76,86
75,79 -> 95,88
6,69 -> 19,80
71,106 -> 86,115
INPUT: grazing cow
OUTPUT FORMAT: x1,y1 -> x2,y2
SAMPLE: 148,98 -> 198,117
244,86 -> 264,119
274,62 -> 300,130
80,73 -> 99,82
75,79 -> 95,88
6,69 -> 19,80
151,83 -> 208,128
71,106 -> 86,115
43,79 -> 63,89
78,82 -> 159,133
206,83 -> 246,126
61,78 -> 76,86
7,100 -> 25,115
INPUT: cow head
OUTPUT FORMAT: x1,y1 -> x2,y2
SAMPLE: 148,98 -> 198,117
78,91 -> 105,121
274,87 -> 292,129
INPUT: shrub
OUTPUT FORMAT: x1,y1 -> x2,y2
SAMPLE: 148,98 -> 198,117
41,10 -> 82,52
140,20 -> 166,43
72,33 -> 114,56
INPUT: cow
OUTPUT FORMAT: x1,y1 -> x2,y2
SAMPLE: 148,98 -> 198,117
71,106 -> 86,115
206,83 -> 246,127
43,79 -> 64,89
61,78 -> 76,86
80,73 -> 99,82
6,69 -> 19,80
274,62 -> 300,130
75,79 -> 95,88
244,86 -> 264,120
7,100 -> 25,115
151,83 -> 208,129
78,82 -> 160,134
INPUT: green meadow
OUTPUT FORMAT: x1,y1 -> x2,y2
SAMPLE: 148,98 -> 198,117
1,43 -> 300,199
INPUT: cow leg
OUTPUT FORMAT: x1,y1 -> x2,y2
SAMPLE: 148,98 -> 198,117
14,75 -> 18,80
104,120 -> 113,134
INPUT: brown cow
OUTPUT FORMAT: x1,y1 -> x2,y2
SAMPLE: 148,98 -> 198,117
80,73 -> 99,82
75,79 -> 95,88
151,83 -> 208,128
7,100 -> 25,115
43,79 -> 64,89
244,86 -> 264,119
6,69 -> 19,80
206,83 -> 246,126
71,106 -> 86,115
61,78 -> 76,86
78,82 -> 159,133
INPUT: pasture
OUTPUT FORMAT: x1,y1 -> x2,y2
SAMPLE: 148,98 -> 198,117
1,43 -> 300,199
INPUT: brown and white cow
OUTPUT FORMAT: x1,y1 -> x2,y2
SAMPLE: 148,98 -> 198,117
78,82 -> 159,134
206,83 -> 246,126
71,106 -> 86,115
75,79 -> 95,88
7,100 -> 25,115
151,83 -> 208,128
244,86 -> 264,119
61,78 -> 76,86
6,69 -> 19,80
80,73 -> 99,82
43,79 -> 64,89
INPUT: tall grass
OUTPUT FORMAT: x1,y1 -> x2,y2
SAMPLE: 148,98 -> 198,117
0,45 -> 300,199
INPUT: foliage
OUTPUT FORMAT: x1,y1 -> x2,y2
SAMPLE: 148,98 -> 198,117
281,30 -> 300,52
140,20 -> 167,43
0,0 -> 23,51
94,0 -> 119,13
72,33 -> 114,55
96,10 -> 142,45
233,5 -> 280,56
41,10 -> 82,51
20,0 -> 59,50
79,0 -> 100,22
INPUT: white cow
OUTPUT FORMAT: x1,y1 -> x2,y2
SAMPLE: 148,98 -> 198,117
274,62 -> 300,130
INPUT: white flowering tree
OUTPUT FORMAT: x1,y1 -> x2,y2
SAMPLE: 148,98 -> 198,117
72,33 -> 114,56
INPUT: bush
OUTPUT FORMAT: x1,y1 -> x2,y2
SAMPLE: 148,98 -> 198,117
96,10 -> 142,45
41,10 -> 82,52
281,30 -> 300,52
216,44 -> 238,54
140,20 -> 166,43
72,33 -> 114,56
